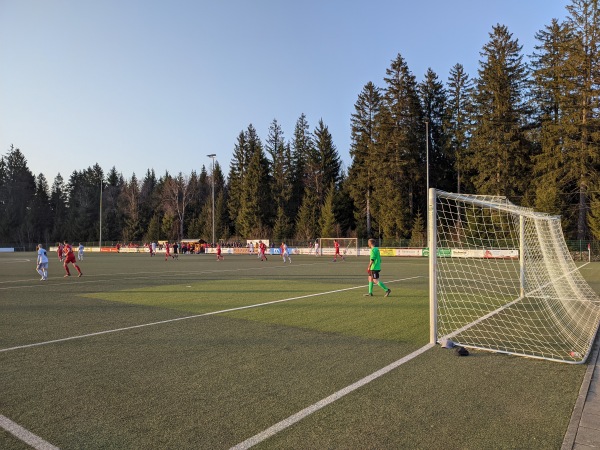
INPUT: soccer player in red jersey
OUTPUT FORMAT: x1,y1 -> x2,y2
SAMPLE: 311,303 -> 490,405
165,242 -> 171,261
259,241 -> 268,261
216,243 -> 224,261
333,239 -> 344,262
62,241 -> 83,277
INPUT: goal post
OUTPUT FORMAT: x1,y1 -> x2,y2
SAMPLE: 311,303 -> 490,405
318,238 -> 358,257
428,188 -> 600,364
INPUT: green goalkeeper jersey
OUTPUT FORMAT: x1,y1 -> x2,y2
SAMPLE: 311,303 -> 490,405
369,246 -> 381,271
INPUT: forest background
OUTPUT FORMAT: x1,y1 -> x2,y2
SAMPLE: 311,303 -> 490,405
3,0 -> 600,248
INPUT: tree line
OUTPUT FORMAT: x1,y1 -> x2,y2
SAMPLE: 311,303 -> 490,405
2,0 -> 600,248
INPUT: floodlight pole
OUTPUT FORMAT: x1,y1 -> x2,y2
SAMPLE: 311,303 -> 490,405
99,181 -> 103,249
425,119 -> 430,245
207,154 -> 216,246
425,120 -> 430,196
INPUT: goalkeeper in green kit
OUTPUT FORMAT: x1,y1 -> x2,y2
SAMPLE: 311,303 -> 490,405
364,238 -> 391,297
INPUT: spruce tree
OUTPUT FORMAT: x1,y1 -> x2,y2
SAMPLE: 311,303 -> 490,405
446,63 -> 474,194
467,24 -> 531,199
348,82 -> 382,237
564,0 -> 600,239
375,53 -> 424,239
290,114 -> 313,217
420,68 -> 454,196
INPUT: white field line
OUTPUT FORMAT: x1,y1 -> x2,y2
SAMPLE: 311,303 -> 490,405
230,343 -> 435,450
0,276 -> 423,353
0,414 -> 59,450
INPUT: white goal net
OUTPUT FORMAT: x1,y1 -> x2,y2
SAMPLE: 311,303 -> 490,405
318,238 -> 358,257
428,189 -> 600,364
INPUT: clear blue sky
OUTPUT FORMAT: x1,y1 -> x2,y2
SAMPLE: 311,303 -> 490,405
0,0 -> 568,183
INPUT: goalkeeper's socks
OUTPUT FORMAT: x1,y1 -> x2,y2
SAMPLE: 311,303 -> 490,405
378,281 -> 388,291
368,282 -> 374,294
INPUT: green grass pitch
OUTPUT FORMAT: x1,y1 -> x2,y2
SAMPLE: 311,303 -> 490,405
0,252 -> 595,449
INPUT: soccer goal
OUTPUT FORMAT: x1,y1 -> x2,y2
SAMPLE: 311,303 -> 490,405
428,188 -> 600,364
318,238 -> 358,257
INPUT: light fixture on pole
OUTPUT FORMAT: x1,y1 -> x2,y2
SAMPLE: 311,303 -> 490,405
207,154 -> 216,246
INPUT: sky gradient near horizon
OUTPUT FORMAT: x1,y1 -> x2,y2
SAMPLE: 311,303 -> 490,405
1,1 -> 569,183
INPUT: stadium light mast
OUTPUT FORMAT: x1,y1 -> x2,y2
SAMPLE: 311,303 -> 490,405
425,120 -> 429,196
99,180 -> 103,249
207,154 -> 216,246
425,119 -> 430,244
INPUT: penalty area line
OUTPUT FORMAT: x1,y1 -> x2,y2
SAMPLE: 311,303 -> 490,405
0,276 -> 423,353
0,414 -> 59,450
230,343 -> 435,450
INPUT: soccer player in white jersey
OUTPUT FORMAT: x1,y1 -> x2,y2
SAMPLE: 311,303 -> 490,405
281,242 -> 292,263
36,244 -> 49,280
78,243 -> 84,261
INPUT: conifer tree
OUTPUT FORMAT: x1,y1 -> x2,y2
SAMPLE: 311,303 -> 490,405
420,68 -> 453,194
375,53 -> 424,239
348,82 -> 382,237
120,173 -> 142,242
467,25 -> 531,199
295,187 -> 319,241
531,19 -> 573,217
266,119 -> 293,231
27,173 -> 52,245
290,114 -> 313,216
236,128 -> 272,237
319,183 -> 337,237
0,146 -> 36,244
446,63 -> 474,194
50,173 -> 68,242
227,130 -> 249,230
564,0 -> 600,239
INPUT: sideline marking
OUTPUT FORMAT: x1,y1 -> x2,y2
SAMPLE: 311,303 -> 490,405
0,414 -> 59,450
230,343 -> 435,450
0,258 -> 31,264
0,276 -> 422,353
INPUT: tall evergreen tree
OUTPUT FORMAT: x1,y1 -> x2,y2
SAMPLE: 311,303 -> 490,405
266,119 -> 293,222
466,25 -> 532,199
446,63 -> 474,194
236,126 -> 272,237
565,0 -> 600,239
119,173 -> 142,242
0,146 -> 36,245
227,130 -> 249,232
375,53 -> 424,239
290,114 -> 313,217
531,19 -> 574,218
419,68 -> 453,193
27,173 -> 52,245
309,119 -> 341,205
103,167 -> 124,242
319,183 -> 337,237
50,173 -> 68,242
348,82 -> 382,237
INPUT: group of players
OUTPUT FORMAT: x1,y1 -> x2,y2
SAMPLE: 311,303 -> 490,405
36,241 -> 83,281
33,238 -> 390,298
